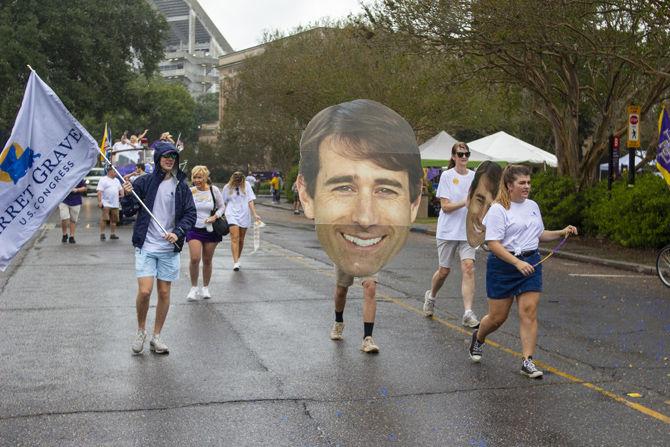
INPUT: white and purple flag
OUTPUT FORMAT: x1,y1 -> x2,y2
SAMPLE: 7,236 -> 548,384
0,70 -> 98,270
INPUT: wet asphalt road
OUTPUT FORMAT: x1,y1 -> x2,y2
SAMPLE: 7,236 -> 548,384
0,197 -> 668,446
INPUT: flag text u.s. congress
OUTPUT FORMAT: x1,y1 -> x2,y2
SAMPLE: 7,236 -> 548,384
0,127 -> 82,234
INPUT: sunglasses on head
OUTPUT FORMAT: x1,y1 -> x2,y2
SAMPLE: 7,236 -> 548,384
456,151 -> 471,159
162,153 -> 177,159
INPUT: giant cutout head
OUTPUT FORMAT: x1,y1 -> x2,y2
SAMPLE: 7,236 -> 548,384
465,161 -> 502,247
297,99 -> 423,277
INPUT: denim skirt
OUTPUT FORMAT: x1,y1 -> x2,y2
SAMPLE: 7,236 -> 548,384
486,250 -> 542,299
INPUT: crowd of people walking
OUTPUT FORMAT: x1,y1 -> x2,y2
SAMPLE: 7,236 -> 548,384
58,123 -> 577,380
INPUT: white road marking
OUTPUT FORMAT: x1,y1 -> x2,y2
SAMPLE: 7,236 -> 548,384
569,273 -> 651,278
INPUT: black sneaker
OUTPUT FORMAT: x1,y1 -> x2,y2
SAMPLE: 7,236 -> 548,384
520,357 -> 543,379
61,235 -> 68,243
110,234 -> 119,240
68,236 -> 76,244
100,234 -> 106,241
469,329 -> 484,362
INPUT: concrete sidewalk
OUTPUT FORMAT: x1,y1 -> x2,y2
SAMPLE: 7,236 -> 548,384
256,197 -> 658,276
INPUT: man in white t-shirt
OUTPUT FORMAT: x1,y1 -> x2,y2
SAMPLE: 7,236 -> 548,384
123,142 -> 196,355
245,173 -> 256,191
423,142 -> 479,328
96,168 -> 124,241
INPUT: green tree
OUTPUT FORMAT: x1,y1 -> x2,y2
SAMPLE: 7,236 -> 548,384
218,24 -> 547,171
362,0 -> 670,187
0,0 -> 166,136
120,77 -> 198,143
195,92 -> 219,124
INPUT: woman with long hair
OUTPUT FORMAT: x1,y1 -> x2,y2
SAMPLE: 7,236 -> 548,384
423,142 -> 479,328
468,164 -> 578,378
185,166 -> 225,301
222,171 -> 260,271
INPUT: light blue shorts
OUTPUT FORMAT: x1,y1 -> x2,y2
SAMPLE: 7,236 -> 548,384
135,248 -> 180,282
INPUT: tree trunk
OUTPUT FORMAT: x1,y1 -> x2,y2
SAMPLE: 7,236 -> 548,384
551,111 -> 580,179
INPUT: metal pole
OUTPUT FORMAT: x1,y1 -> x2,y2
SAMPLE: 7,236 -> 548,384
608,134 -> 614,191
628,148 -> 635,185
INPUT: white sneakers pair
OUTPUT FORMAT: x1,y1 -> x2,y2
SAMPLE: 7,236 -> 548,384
187,286 -> 212,301
131,330 -> 169,355
329,322 -> 380,353
423,290 -> 480,328
233,262 -> 240,271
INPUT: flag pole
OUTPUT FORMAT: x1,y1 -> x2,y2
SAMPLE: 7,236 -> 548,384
96,146 -> 179,247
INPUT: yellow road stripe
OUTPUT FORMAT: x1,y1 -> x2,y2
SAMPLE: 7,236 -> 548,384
283,245 -> 670,424
381,294 -> 670,425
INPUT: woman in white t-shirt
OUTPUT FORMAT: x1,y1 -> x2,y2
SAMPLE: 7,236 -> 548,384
423,142 -> 479,328
185,166 -> 225,301
468,164 -> 577,379
222,171 -> 260,271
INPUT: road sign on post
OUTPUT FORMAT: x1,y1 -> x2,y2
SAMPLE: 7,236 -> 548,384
627,105 -> 640,148
627,105 -> 640,185
608,134 -> 620,191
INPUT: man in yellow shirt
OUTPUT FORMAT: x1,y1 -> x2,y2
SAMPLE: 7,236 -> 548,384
270,173 -> 280,204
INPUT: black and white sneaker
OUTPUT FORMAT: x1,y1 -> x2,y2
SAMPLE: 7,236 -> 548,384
468,329 -> 484,362
520,357 -> 543,379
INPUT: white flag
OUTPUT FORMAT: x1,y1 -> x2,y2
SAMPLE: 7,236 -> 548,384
0,71 -> 98,270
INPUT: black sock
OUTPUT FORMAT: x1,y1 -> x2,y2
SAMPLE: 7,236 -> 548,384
364,322 -> 374,338
335,311 -> 344,323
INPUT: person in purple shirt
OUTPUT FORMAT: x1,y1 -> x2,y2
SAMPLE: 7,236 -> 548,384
59,180 -> 87,244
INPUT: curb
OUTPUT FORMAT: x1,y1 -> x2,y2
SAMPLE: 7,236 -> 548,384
535,248 -> 656,275
410,227 -> 656,276
260,207 -> 657,277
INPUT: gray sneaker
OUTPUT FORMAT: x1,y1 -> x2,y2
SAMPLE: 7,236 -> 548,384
330,322 -> 344,340
468,329 -> 484,362
462,310 -> 480,328
150,334 -> 169,355
521,357 -> 543,379
423,290 -> 435,317
131,330 -> 147,354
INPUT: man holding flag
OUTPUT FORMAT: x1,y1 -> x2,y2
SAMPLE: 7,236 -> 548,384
123,141 -> 196,355
0,69 -> 99,271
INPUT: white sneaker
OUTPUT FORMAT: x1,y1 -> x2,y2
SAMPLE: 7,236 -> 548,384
150,334 -> 169,354
201,286 -> 211,299
233,262 -> 240,271
361,336 -> 380,353
131,330 -> 147,354
423,290 -> 435,317
186,286 -> 200,302
330,322 -> 344,340
462,310 -> 480,328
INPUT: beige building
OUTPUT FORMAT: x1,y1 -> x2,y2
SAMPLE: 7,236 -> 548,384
196,44 -> 267,143
148,0 -> 233,97
217,44 -> 267,123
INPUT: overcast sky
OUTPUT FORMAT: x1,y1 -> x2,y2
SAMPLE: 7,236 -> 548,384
198,0 -> 365,51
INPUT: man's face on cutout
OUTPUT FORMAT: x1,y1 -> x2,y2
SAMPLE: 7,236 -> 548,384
466,176 -> 498,247
299,138 -> 420,277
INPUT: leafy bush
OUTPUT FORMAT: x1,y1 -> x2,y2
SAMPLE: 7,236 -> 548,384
531,172 -> 583,230
583,174 -> 670,248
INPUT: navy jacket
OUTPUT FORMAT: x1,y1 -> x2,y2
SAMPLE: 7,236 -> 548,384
130,143 -> 195,252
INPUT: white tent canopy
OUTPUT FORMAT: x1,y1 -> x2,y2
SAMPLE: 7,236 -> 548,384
468,131 -> 558,167
420,130 -> 491,162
